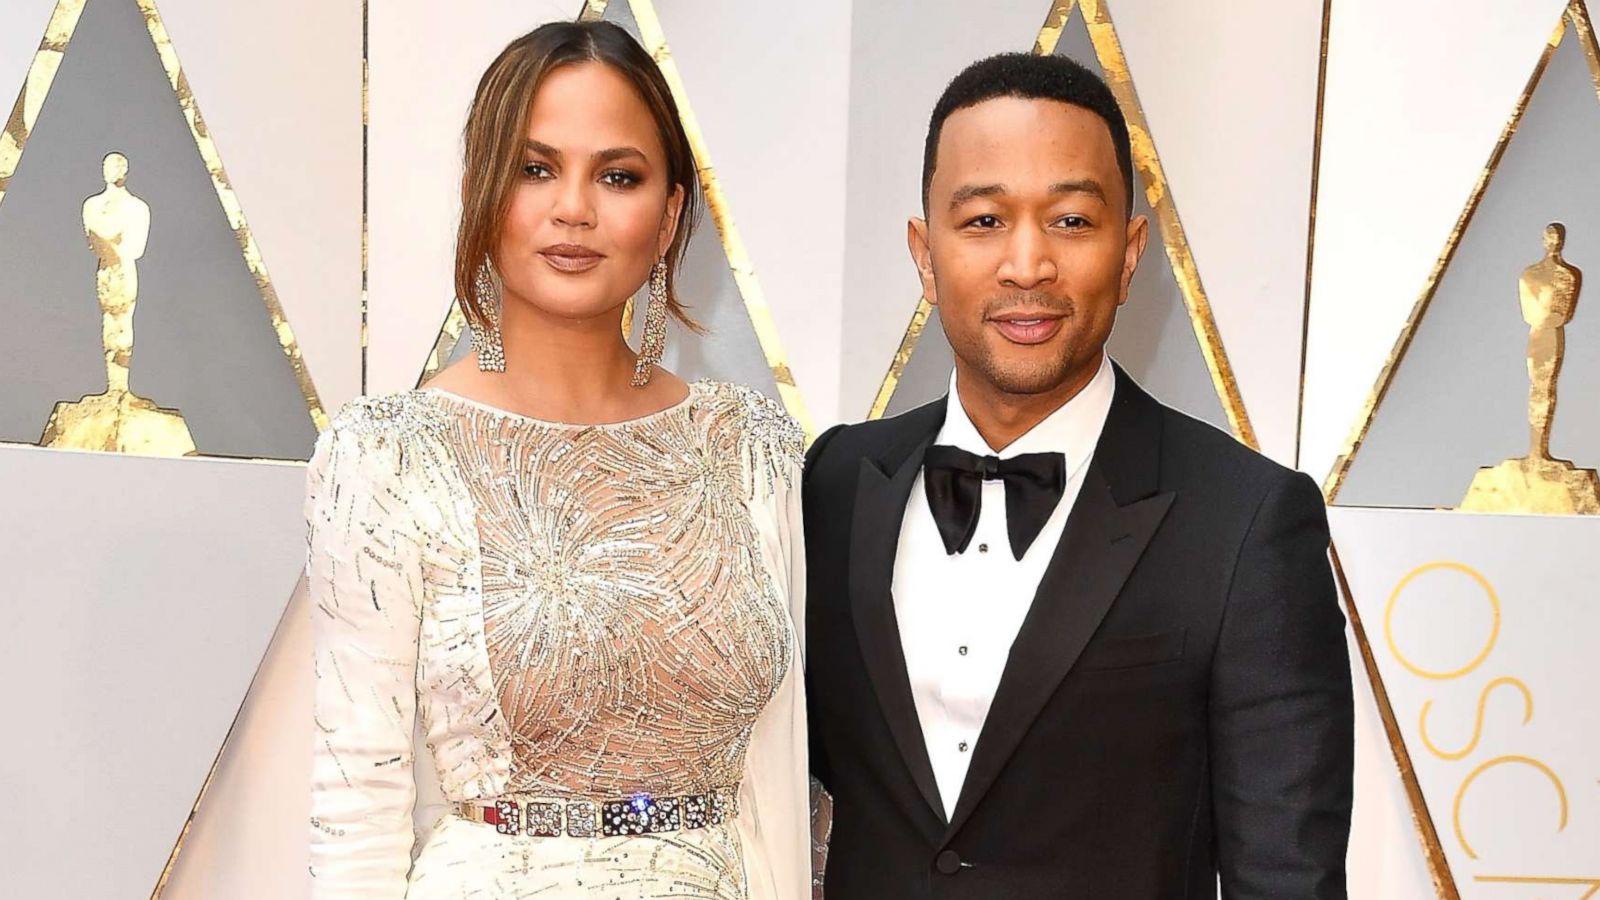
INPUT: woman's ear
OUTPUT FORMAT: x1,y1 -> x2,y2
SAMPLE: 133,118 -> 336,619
658,184 -> 686,258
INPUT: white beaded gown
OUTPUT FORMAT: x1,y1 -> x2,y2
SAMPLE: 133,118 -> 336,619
304,381 -> 809,899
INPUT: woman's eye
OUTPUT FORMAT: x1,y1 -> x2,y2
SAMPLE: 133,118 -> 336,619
523,162 -> 553,180
600,169 -> 641,188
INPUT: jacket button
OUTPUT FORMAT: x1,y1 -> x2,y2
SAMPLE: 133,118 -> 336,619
935,849 -> 962,875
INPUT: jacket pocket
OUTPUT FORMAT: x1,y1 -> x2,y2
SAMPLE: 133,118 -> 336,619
1075,628 -> 1187,671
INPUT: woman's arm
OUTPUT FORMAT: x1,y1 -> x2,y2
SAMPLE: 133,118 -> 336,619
305,422 -> 427,898
737,440 -> 811,900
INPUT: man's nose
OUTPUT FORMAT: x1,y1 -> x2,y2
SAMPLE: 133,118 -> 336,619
997,225 -> 1057,289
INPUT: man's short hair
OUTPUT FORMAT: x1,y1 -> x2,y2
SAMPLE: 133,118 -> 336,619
922,52 -> 1135,216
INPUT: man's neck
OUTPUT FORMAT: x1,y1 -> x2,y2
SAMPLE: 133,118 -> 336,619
953,356 -> 1104,453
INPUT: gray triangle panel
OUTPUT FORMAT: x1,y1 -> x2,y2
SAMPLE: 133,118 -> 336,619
0,0 -> 318,459
1339,31 -> 1600,508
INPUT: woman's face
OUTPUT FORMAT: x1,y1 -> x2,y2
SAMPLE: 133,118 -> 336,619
496,61 -> 683,323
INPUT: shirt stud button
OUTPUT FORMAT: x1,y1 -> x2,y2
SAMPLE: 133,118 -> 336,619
958,741 -> 969,753
958,645 -> 968,656
977,543 -> 989,553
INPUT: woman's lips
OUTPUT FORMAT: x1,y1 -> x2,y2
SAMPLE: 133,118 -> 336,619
989,315 -> 1064,345
539,245 -> 604,273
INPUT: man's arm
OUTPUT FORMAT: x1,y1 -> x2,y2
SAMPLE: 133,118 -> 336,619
802,423 -> 845,789
1211,471 -> 1354,899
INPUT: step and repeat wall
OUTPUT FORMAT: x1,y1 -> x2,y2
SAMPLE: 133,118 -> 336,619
0,0 -> 1593,896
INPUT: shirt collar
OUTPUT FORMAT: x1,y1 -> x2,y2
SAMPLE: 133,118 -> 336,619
935,352 -> 1115,480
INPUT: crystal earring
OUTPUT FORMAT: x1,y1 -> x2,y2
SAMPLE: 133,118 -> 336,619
632,259 -> 669,387
470,260 -> 506,372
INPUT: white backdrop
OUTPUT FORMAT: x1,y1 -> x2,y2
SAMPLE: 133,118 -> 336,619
0,1 -> 354,897
1,0 -> 1589,897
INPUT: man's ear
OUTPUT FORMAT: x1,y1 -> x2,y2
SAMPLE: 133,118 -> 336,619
657,184 -> 686,258
908,216 -> 938,306
1118,213 -> 1149,306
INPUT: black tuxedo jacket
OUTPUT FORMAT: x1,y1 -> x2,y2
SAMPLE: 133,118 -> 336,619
803,365 -> 1353,899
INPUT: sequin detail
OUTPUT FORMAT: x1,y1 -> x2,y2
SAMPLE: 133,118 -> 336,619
330,390 -> 449,439
442,381 -> 797,798
307,382 -> 803,899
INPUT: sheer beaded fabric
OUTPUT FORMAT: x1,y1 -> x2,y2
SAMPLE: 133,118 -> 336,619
305,381 -> 809,899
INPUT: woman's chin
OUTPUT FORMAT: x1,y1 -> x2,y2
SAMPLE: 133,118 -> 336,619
507,290 -> 628,325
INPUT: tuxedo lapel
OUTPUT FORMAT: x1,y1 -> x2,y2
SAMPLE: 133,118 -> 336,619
944,366 -> 1175,838
849,402 -> 946,823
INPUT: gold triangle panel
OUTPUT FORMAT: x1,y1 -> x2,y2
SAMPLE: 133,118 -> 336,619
1326,0 -> 1600,515
0,0 -> 326,462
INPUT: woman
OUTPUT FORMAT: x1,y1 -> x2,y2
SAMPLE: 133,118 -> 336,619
306,21 -> 808,899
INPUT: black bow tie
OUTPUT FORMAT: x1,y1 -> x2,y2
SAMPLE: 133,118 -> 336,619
922,444 -> 1067,561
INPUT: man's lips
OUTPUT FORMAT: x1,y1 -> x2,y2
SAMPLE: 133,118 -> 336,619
988,313 -> 1065,345
539,244 -> 605,273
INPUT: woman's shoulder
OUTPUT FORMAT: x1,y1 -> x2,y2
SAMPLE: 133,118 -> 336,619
312,390 -> 451,473
325,389 -> 448,442
305,390 -> 458,516
692,380 -> 805,470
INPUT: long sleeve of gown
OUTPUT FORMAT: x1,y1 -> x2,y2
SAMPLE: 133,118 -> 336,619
305,422 -> 426,898
738,452 -> 810,900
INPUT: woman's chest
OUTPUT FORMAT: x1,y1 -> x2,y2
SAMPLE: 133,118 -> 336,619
450,424 -> 791,722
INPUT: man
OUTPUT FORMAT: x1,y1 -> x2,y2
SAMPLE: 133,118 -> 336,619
804,53 -> 1353,898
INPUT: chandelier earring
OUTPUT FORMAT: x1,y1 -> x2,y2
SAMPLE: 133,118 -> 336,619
469,260 -> 505,373
632,259 -> 669,387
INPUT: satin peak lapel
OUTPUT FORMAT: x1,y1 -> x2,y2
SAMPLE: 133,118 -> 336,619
848,437 -> 945,822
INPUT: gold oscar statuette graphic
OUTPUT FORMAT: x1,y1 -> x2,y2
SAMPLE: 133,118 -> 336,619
1461,222 -> 1599,513
38,152 -> 196,456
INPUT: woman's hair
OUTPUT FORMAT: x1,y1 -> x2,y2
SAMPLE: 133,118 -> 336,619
455,21 -> 701,331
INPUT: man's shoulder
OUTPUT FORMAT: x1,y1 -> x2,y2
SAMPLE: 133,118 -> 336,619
805,399 -> 944,484
1152,401 -> 1319,511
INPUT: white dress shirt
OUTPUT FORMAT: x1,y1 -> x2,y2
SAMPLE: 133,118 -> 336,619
891,354 -> 1115,819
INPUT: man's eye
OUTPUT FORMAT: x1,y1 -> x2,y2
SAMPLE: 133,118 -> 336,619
966,215 -> 1000,229
1058,215 -> 1090,229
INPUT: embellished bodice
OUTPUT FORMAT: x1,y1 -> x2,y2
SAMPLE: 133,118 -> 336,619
306,379 -> 810,899
434,383 -> 797,796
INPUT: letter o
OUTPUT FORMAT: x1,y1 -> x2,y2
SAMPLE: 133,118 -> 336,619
1385,561 -> 1499,680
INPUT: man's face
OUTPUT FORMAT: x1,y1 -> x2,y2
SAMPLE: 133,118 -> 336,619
910,96 -> 1148,397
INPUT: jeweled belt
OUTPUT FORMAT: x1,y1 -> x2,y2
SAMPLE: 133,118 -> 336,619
459,784 -> 740,838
